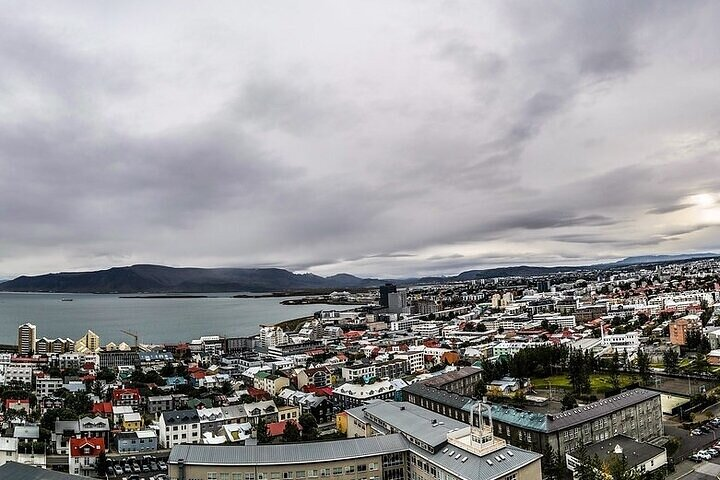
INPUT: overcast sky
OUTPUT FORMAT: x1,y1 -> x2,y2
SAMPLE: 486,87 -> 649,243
2,1 -> 720,279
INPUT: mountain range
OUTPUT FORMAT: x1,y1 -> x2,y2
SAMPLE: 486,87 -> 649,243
0,252 -> 717,294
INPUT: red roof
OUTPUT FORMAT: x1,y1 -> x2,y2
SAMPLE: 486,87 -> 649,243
92,402 -> 113,415
70,437 -> 105,457
266,420 -> 302,437
5,399 -> 29,409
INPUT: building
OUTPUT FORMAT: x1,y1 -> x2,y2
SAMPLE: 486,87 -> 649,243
379,283 -> 397,308
99,350 -> 140,368
420,367 -> 483,396
2,363 -> 34,386
669,317 -> 699,346
68,437 -> 105,476
112,387 -> 142,407
75,330 -> 100,353
117,430 -> 158,453
565,434 -> 667,476
405,380 -> 663,458
169,400 -> 542,480
17,323 -> 36,356
159,409 -> 201,449
35,337 -> 74,355
147,395 -> 175,414
333,379 -> 405,409
0,437 -> 18,467
254,371 -> 290,396
259,326 -> 289,349
388,289 -> 410,314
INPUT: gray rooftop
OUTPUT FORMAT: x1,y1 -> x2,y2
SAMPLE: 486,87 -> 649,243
168,434 -> 408,465
0,462 -> 80,480
346,400 -> 468,449
573,434 -> 666,467
409,442 -> 541,480
162,409 -> 200,425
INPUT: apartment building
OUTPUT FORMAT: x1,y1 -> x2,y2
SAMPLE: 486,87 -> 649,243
159,409 -> 201,449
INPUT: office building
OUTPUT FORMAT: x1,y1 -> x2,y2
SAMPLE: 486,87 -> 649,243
379,283 -> 397,308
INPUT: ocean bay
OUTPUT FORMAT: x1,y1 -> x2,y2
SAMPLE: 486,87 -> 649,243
0,292 -> 336,345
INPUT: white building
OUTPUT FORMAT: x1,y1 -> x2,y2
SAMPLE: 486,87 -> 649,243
159,409 -> 202,449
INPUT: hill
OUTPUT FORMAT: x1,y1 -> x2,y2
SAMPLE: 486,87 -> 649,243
0,264 -> 381,294
1,252 -> 717,293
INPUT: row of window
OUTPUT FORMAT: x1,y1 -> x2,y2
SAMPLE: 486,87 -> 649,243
205,464 -> 380,480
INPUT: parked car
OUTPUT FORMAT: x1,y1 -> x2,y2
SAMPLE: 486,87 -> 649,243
124,464 -> 132,473
158,461 -> 167,471
150,461 -> 158,471
691,429 -> 703,436
707,448 -> 719,457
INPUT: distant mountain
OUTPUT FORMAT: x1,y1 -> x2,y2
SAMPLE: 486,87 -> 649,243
0,264 -> 382,294
1,252 -> 717,293
611,253 -> 720,266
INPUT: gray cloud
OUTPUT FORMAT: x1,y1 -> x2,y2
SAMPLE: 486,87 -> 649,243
1,1 -> 720,278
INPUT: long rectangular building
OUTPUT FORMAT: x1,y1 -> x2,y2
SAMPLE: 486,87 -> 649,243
404,378 -> 662,457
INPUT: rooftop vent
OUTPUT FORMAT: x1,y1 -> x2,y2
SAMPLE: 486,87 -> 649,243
461,457 -> 468,463
486,460 -> 493,466
506,451 -> 514,457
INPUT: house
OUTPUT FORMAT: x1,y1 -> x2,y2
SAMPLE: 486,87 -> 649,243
91,401 -> 113,417
566,435 -> 667,477
78,416 -> 111,450
117,429 -> 158,453
266,419 -> 302,439
489,377 -> 521,394
121,412 -> 143,431
53,420 -> 80,455
159,409 -> 201,449
297,366 -> 332,389
221,423 -> 253,443
112,387 -> 141,407
68,437 -> 105,476
147,395 -> 175,414
4,399 -> 30,414
277,405 -> 300,422
197,407 -> 225,435
242,401 -> 278,426
0,437 -> 18,467
253,371 -> 290,396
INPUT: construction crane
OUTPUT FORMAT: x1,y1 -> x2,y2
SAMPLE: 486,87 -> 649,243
121,330 -> 139,349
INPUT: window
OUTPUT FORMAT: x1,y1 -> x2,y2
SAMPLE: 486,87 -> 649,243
271,473 -> 281,480
332,467 -> 343,475
283,473 -> 293,480
208,474 -> 218,480
369,463 -> 378,471
258,474 -> 266,480
245,474 -> 255,480
357,465 -> 367,473
307,470 -> 318,478
296,471 -> 306,478
220,474 -> 230,480
320,469 -> 330,477
344,466 -> 355,474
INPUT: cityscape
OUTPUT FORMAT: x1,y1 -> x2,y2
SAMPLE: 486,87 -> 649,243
2,2 -> 720,480
1,256 -> 720,479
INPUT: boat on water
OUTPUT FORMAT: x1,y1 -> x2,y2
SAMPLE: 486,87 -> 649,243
61,298 -> 73,302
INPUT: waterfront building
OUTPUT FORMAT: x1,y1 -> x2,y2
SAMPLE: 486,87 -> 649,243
17,323 -> 36,356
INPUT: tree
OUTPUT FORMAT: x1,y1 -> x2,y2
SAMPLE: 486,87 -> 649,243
541,444 -> 564,480
663,349 -> 679,374
282,420 -> 301,442
221,381 -> 234,396
562,393 -> 578,411
96,367 -> 116,383
96,451 -> 109,476
636,348 -> 651,385
606,453 -> 639,480
256,418 -> 270,444
299,413 -> 318,440
609,351 -> 621,391
65,392 -> 92,416
573,443 -> 603,480
473,380 -> 487,398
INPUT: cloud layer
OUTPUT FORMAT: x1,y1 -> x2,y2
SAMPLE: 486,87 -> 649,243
1,1 -> 720,278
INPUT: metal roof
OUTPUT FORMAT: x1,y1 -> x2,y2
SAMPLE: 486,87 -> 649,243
346,400 -> 468,449
572,434 -> 666,467
409,442 -> 541,480
0,462 -> 81,480
168,434 -> 408,465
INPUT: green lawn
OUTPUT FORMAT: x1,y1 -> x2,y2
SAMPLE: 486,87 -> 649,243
531,373 -> 637,394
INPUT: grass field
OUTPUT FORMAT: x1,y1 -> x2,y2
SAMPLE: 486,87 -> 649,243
531,373 -> 637,394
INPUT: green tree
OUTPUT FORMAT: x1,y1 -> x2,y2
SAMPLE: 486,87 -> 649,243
562,393 -> 577,411
473,380 -> 487,398
96,451 -> 109,475
299,413 -> 318,440
663,349 -> 679,374
221,381 -> 234,396
282,420 -> 301,442
607,453 -> 639,480
256,418 -> 270,444
65,392 -> 92,416
609,351 -> 621,391
96,367 -> 116,383
636,348 -> 651,385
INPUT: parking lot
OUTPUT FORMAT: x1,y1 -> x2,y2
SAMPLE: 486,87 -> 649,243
103,454 -> 168,480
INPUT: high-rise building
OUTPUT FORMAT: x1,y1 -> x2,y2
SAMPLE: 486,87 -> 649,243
379,283 -> 396,308
17,323 -> 37,356
387,289 -> 409,314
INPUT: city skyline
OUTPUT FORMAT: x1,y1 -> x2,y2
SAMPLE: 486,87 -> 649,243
2,1 -> 720,279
